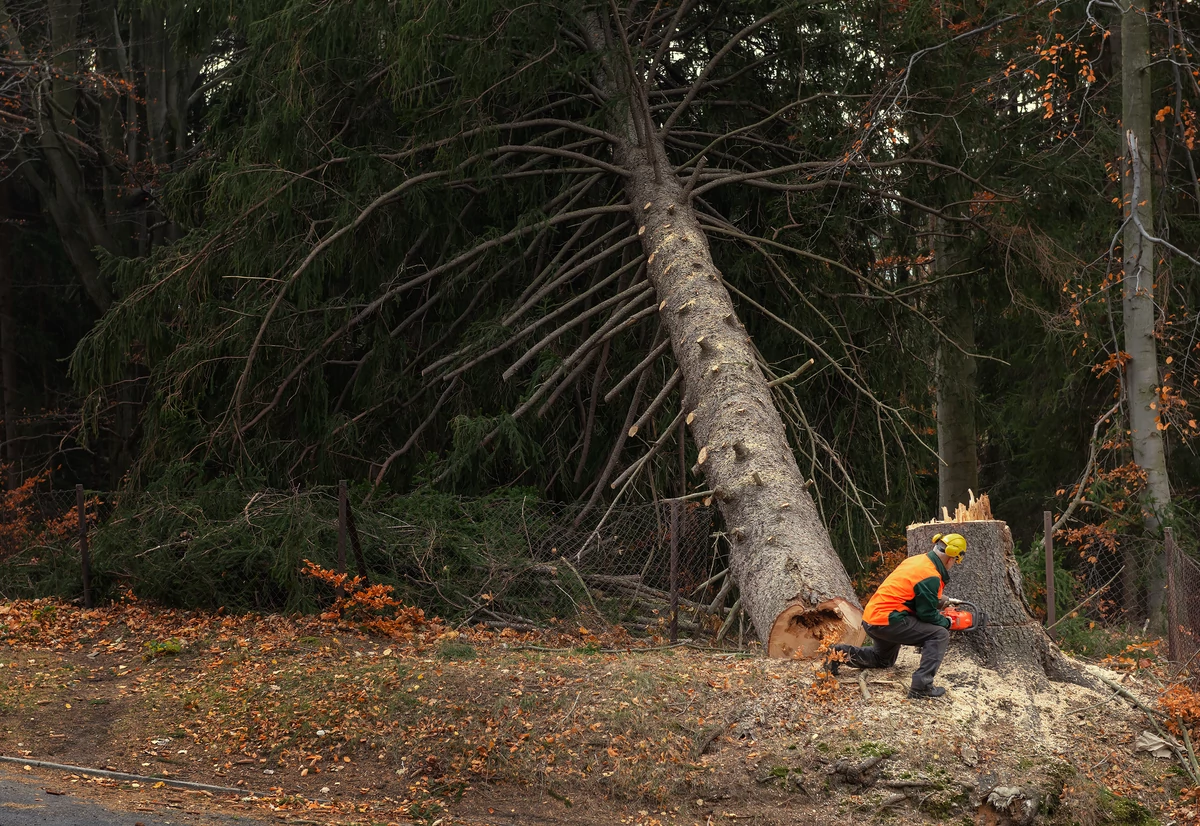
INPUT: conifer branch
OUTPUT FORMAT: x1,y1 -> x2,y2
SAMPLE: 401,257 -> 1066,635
232,169 -> 451,434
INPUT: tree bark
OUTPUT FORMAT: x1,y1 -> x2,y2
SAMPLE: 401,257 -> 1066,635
907,520 -> 1087,687
1120,0 -> 1170,627
932,221 -> 978,513
589,16 -> 865,657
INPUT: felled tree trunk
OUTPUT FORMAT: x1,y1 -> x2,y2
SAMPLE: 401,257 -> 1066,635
614,121 -> 863,659
583,13 -> 864,657
907,518 -> 1086,686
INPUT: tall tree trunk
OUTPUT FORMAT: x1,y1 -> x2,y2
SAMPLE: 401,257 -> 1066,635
588,17 -> 865,657
0,205 -> 18,488
1120,0 -> 1170,626
932,221 -> 978,512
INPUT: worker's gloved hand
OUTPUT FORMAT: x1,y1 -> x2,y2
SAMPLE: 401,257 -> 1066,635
938,596 -> 949,608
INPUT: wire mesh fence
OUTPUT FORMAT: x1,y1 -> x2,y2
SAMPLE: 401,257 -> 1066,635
0,486 -> 736,644
8,484 -> 1199,666
1054,525 -> 1199,680
1166,532 -> 1200,679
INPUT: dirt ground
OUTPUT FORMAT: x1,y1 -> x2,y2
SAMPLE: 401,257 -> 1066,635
0,599 -> 1192,825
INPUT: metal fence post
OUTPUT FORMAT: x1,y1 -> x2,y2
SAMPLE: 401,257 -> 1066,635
337,480 -> 348,597
76,484 -> 92,609
1166,528 -> 1181,665
669,499 -> 680,642
1044,511 -> 1055,630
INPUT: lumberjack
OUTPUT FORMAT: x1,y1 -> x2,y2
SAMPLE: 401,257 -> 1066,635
824,533 -> 968,699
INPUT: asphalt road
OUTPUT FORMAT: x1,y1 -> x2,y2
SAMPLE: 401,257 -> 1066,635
0,769 -> 268,826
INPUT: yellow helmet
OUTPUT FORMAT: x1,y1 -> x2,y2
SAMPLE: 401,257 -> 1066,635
931,532 -> 967,558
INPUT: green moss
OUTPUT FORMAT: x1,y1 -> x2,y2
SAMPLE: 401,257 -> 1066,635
143,638 -> 183,661
1099,791 -> 1157,825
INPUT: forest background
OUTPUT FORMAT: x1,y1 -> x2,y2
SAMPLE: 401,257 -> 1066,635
0,0 -> 1196,638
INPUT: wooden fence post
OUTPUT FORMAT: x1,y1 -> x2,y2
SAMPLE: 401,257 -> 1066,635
337,480 -> 348,597
669,499 -> 679,643
77,484 -> 92,609
346,499 -> 369,584
1166,528 -> 1182,665
1044,511 -> 1055,630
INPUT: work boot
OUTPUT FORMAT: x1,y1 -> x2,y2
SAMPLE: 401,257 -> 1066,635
824,644 -> 852,677
907,685 -> 946,700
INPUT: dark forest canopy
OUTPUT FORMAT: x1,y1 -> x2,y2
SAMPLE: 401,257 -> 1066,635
0,0 -> 1196,573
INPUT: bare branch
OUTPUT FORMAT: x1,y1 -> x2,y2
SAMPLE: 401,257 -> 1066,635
370,378 -> 461,491
608,407 -> 685,491
236,203 -> 632,436
1052,399 -> 1123,534
575,367 -> 650,524
604,336 -> 670,403
493,144 -> 631,177
506,230 -> 640,325
503,281 -> 652,380
627,369 -> 680,437
661,10 -> 783,134
537,345 -> 601,417
574,340 -> 612,482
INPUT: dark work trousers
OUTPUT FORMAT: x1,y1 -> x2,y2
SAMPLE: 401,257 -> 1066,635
832,614 -> 950,691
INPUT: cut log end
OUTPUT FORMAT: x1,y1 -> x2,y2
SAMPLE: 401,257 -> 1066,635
767,597 -> 864,659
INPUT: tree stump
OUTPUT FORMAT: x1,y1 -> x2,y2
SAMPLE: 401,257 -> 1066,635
906,518 -> 1086,687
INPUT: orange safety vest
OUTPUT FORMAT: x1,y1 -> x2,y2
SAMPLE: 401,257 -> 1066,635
861,551 -> 947,627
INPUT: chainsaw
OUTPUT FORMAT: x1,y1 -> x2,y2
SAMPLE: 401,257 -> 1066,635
941,598 -> 987,631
